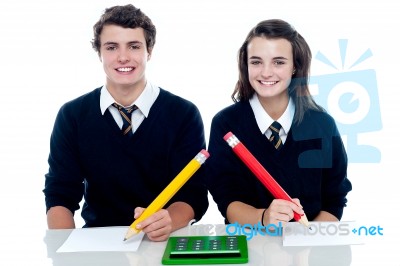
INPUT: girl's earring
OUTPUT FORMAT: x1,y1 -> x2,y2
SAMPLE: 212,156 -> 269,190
292,69 -> 296,75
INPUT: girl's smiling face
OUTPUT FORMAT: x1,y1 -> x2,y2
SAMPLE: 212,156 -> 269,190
247,37 -> 295,104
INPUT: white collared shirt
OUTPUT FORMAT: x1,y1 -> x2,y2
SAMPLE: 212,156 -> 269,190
249,94 -> 295,144
100,82 -> 160,133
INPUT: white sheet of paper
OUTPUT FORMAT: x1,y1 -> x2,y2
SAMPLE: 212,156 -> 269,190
283,221 -> 365,246
57,227 -> 145,252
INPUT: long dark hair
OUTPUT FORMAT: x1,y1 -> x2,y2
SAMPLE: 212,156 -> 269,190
232,19 -> 323,124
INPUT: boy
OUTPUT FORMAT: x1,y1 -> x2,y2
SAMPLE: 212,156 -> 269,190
43,4 -> 208,242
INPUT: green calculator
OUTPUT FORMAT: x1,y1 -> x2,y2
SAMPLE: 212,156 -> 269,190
161,235 -> 248,264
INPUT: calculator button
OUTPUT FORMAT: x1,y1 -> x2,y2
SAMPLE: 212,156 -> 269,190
165,235 -> 248,264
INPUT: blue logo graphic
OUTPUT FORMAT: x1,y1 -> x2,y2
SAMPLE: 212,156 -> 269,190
224,222 -> 383,240
310,39 -> 382,163
225,222 -> 283,240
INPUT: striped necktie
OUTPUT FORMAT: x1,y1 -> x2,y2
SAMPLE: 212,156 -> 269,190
269,121 -> 282,150
112,103 -> 138,136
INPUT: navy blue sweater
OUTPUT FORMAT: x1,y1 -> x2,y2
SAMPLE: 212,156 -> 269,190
205,101 -> 352,222
44,87 -> 209,227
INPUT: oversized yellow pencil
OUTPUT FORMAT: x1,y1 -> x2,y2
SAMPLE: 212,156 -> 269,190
124,149 -> 210,241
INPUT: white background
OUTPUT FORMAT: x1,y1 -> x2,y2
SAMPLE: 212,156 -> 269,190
0,0 -> 399,264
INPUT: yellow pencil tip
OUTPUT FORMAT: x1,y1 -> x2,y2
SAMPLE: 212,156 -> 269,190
123,238 -> 127,241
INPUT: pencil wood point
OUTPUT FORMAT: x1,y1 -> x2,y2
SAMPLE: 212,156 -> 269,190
124,227 -> 139,241
298,214 -> 310,228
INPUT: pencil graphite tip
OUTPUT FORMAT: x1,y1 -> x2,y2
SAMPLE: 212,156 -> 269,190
123,237 -> 127,241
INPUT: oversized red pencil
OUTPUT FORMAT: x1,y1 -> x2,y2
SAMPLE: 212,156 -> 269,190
224,132 -> 309,227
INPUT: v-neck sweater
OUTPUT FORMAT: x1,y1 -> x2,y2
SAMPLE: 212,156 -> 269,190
44,87 -> 209,227
205,100 -> 352,222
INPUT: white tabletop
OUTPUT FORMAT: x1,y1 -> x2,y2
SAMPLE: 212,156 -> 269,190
26,224 -> 395,266
0,223 -> 395,265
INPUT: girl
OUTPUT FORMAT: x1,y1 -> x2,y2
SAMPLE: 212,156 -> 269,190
206,19 -> 352,227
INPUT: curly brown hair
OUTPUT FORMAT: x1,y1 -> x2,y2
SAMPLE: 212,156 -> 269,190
91,4 -> 156,55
